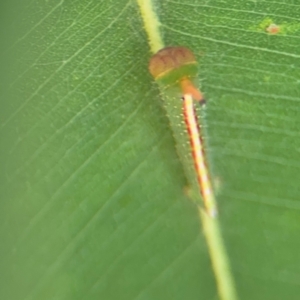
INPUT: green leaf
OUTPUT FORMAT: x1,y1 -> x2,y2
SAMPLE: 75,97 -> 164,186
1,1 -> 300,300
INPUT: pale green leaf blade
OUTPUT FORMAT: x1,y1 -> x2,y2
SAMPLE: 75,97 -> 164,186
1,1 -> 300,300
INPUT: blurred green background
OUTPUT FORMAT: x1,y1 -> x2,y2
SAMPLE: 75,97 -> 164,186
1,1 -> 300,299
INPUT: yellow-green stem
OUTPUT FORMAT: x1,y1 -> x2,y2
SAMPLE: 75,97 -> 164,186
136,1 -> 238,300
136,0 -> 164,53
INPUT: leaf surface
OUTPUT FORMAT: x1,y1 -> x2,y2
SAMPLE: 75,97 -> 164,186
1,1 -> 300,299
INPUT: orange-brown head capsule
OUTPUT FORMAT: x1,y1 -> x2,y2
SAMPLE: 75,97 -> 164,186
148,46 -> 197,80
148,46 -> 204,102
